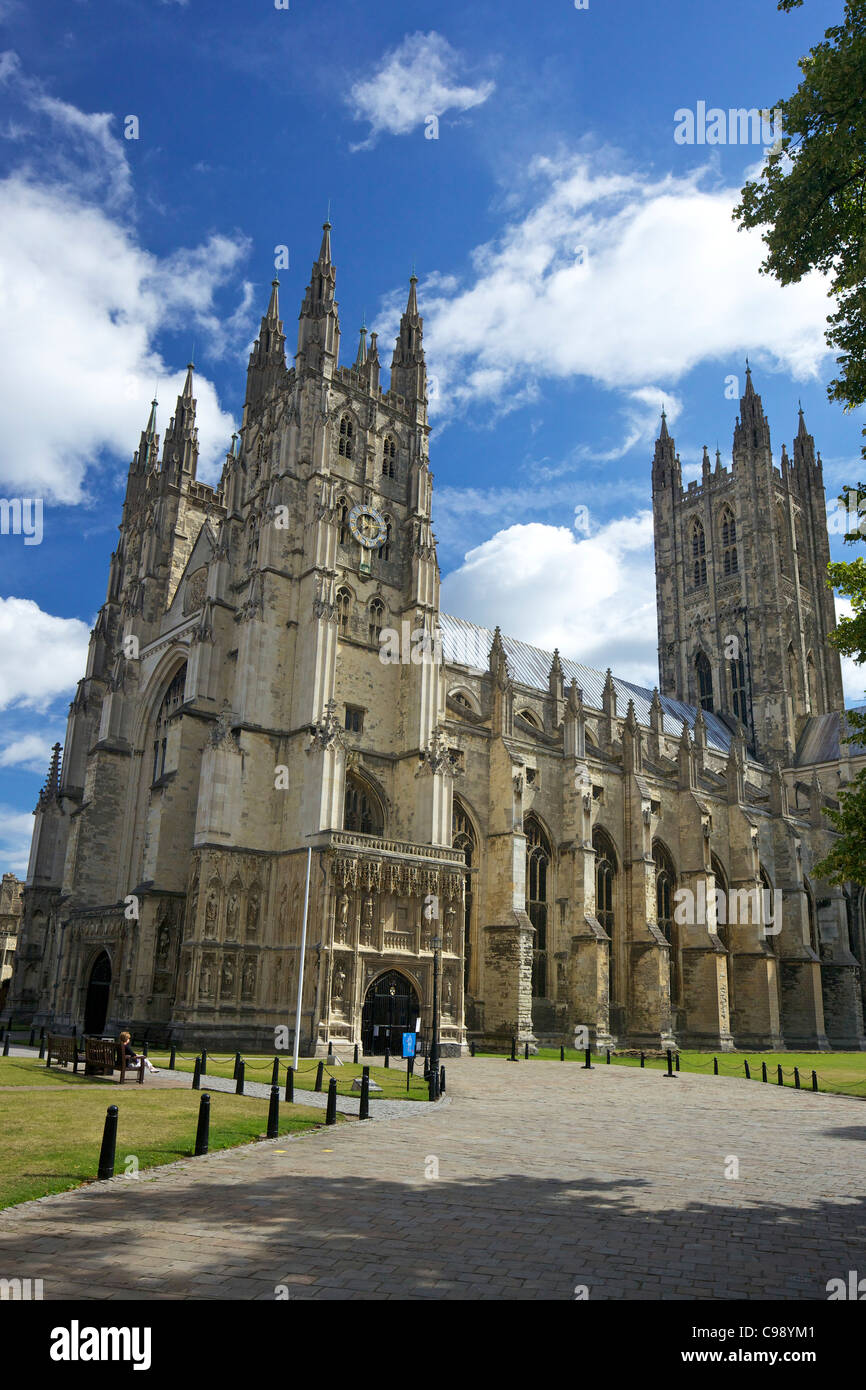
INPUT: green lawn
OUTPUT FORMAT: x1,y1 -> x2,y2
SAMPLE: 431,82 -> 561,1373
478,1047 -> 866,1097
0,1056 -> 119,1087
147,1051 -> 431,1102
0,1061 -> 335,1209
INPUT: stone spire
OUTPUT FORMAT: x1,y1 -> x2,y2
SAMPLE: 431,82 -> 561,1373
793,401 -> 817,471
390,273 -> 427,405
296,222 -> 340,371
678,720 -> 695,789
161,364 -> 198,485
652,407 -> 681,491
38,742 -> 62,806
246,278 -> 287,409
733,361 -> 771,459
354,323 -> 368,368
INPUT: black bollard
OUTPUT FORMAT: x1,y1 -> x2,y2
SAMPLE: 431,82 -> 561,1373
812,1070 -> 818,1093
428,1068 -> 437,1101
640,1051 -> 646,1068
285,1065 -> 294,1103
384,1047 -> 390,1070
143,1040 -> 149,1059
440,1065 -> 446,1094
560,1045 -> 565,1062
194,1093 -> 211,1156
29,1027 -> 35,1047
98,1104 -> 118,1180
777,1064 -> 784,1086
38,1035 -> 45,1060
359,1066 -> 370,1120
2,1034 -> 9,1057
713,1056 -> 718,1075
762,1062 -> 768,1083
744,1060 -> 751,1080
328,1040 -> 333,1056
235,1060 -> 245,1096
233,1051 -> 241,1080
508,1035 -> 518,1063
314,1060 -> 324,1092
606,1049 -> 611,1065
192,1056 -> 201,1090
662,1048 -> 676,1079
353,1043 -> 359,1065
471,1040 -> 476,1057
200,1049 -> 208,1076
271,1056 -> 279,1088
524,1041 -> 529,1061
794,1067 -> 801,1090
326,1077 -> 337,1126
675,1053 -> 680,1072
169,1044 -> 177,1071
583,1046 -> 593,1070
267,1085 -> 280,1138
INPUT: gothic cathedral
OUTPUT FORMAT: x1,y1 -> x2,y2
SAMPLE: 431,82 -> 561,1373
5,226 -> 866,1053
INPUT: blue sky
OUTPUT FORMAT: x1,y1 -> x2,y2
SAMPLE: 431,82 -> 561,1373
0,0 -> 862,874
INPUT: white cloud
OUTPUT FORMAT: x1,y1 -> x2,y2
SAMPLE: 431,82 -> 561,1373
414,155 -> 832,422
0,732 -> 55,774
347,32 -> 494,149
441,511 -> 659,686
0,803 -> 35,877
835,597 -> 865,707
0,597 -> 90,712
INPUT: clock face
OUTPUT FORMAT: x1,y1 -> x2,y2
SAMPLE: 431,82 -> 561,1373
348,503 -> 387,550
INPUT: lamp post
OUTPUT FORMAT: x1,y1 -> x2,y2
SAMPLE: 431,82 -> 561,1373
430,935 -> 441,1077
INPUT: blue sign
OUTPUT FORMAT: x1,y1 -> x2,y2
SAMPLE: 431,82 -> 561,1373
402,1032 -> 417,1059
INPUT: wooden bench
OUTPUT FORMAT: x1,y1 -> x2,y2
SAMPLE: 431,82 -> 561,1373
46,1033 -> 84,1073
85,1038 -> 145,1085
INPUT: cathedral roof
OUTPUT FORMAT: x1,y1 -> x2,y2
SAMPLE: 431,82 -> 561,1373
439,613 -> 735,753
794,710 -> 866,767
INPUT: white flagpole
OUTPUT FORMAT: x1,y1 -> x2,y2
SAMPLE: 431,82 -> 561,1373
293,845 -> 312,1071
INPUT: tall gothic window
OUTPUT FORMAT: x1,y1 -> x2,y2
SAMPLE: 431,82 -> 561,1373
344,774 -> 384,836
525,815 -> 551,999
759,865 -> 777,954
692,519 -> 707,588
336,587 -> 352,637
730,651 -> 748,725
380,517 -> 392,562
151,664 -> 187,785
593,828 -> 617,1009
382,436 -> 397,479
653,840 -> 679,1011
453,801 -> 476,992
777,504 -> 789,575
337,496 -> 349,546
721,507 -> 738,575
368,598 -> 385,646
806,653 -> 819,711
696,651 -> 714,712
338,416 -> 354,459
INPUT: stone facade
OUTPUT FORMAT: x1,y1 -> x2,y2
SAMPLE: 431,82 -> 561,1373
3,227 -> 865,1053
0,873 -> 23,1013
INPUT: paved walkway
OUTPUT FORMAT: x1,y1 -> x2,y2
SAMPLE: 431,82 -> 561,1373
0,1058 -> 864,1300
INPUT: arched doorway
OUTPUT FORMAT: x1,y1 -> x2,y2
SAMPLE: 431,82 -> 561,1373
83,951 -> 112,1036
361,970 -> 420,1056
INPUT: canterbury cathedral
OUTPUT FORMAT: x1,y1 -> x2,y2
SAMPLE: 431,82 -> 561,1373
5,224 -> 866,1054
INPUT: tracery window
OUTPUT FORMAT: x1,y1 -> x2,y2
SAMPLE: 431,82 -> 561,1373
151,664 -> 187,784
338,416 -> 354,459
692,519 -> 707,588
721,507 -> 738,576
525,815 -> 551,998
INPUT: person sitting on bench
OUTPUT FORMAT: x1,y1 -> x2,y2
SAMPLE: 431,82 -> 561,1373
118,1031 -> 159,1074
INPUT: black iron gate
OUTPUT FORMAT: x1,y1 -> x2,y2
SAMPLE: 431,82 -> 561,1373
361,971 -> 420,1056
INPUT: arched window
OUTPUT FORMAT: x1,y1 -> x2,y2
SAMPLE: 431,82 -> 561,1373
452,692 -> 472,711
151,664 -> 187,784
525,816 -> 551,998
382,436 -> 397,479
787,642 -> 801,711
336,587 -> 352,637
380,517 -> 392,563
696,651 -> 713,712
344,774 -> 384,836
711,854 -> 729,948
593,828 -> 617,1009
803,876 -> 818,955
721,507 -> 738,576
518,709 -> 542,730
777,504 -> 789,575
337,496 -> 349,546
759,865 -> 777,953
453,801 -> 476,992
795,516 -> 807,586
368,598 -> 385,646
653,840 -> 679,1011
691,520 -> 707,588
806,653 -> 818,711
730,650 -> 748,726
338,415 -> 353,460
